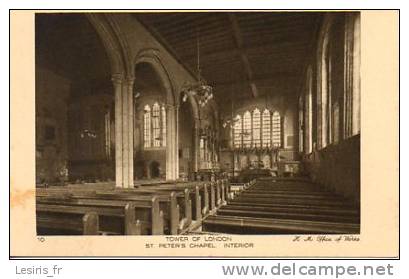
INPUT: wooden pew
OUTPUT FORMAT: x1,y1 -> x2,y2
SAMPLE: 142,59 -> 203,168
232,194 -> 353,207
96,190 -> 180,235
36,178 -> 233,235
143,184 -> 203,222
144,181 -> 225,217
236,192 -> 349,201
37,191 -> 163,235
173,179 -> 231,210
226,201 -> 359,214
222,178 -> 232,203
216,206 -> 359,223
37,204 -> 99,235
37,196 -> 143,235
203,215 -> 360,234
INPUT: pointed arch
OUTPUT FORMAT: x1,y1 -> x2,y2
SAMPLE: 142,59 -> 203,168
134,49 -> 176,106
86,14 -> 127,77
134,49 -> 178,180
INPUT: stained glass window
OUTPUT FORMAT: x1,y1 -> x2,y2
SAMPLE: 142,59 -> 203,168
242,111 -> 252,148
262,109 -> 271,148
252,109 -> 261,147
144,105 -> 151,148
233,115 -> 242,148
272,111 -> 281,147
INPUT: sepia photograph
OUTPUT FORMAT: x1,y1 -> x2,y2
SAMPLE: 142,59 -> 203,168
34,11 -> 361,236
10,10 -> 398,257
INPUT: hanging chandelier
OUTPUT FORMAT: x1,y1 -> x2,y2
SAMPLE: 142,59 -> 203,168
182,32 -> 214,108
222,115 -> 240,128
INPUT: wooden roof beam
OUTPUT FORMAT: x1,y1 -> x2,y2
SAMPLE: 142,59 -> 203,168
228,13 -> 258,98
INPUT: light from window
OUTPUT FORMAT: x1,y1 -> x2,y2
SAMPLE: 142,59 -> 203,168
152,103 -> 161,147
144,105 -> 151,148
161,105 -> 166,147
199,138 -> 205,161
143,102 -> 166,149
232,108 -> 283,149
242,111 -> 252,148
262,109 -> 271,148
272,111 -> 281,147
252,109 -> 261,147
233,115 -> 242,148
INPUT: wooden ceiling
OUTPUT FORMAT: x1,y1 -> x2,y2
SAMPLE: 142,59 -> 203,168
36,12 -> 323,103
35,13 -> 111,82
135,12 -> 324,103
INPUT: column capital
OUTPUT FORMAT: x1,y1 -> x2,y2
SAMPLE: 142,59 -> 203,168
124,76 -> 135,87
165,103 -> 179,110
111,73 -> 124,85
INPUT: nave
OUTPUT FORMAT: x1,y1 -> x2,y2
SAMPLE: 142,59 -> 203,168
203,178 -> 359,234
36,177 -> 359,235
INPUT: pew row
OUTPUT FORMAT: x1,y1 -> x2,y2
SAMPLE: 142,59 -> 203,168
96,190 -> 181,234
203,215 -> 360,234
37,204 -> 99,235
37,191 -> 163,235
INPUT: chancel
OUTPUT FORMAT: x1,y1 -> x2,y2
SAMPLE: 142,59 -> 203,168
35,12 -> 360,235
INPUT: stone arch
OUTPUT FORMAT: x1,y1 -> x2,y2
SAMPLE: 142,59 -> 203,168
86,14 -> 128,77
86,14 -> 136,187
134,49 -> 176,106
133,49 -> 179,180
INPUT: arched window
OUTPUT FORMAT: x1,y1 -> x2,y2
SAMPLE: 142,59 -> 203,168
161,105 -> 166,147
262,109 -> 271,147
272,111 -> 281,147
152,103 -> 161,147
242,111 -> 252,148
143,105 -> 151,148
252,109 -> 261,147
233,115 -> 242,148
199,138 -> 205,161
143,102 -> 166,149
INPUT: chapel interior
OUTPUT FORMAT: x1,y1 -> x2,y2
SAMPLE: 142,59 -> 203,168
35,12 -> 361,235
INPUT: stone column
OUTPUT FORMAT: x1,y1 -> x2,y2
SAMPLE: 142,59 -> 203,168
174,105 -> 179,179
112,74 -> 123,188
166,105 -> 179,180
125,77 -> 135,187
121,81 -> 129,188
112,74 -> 134,188
352,14 -> 361,135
